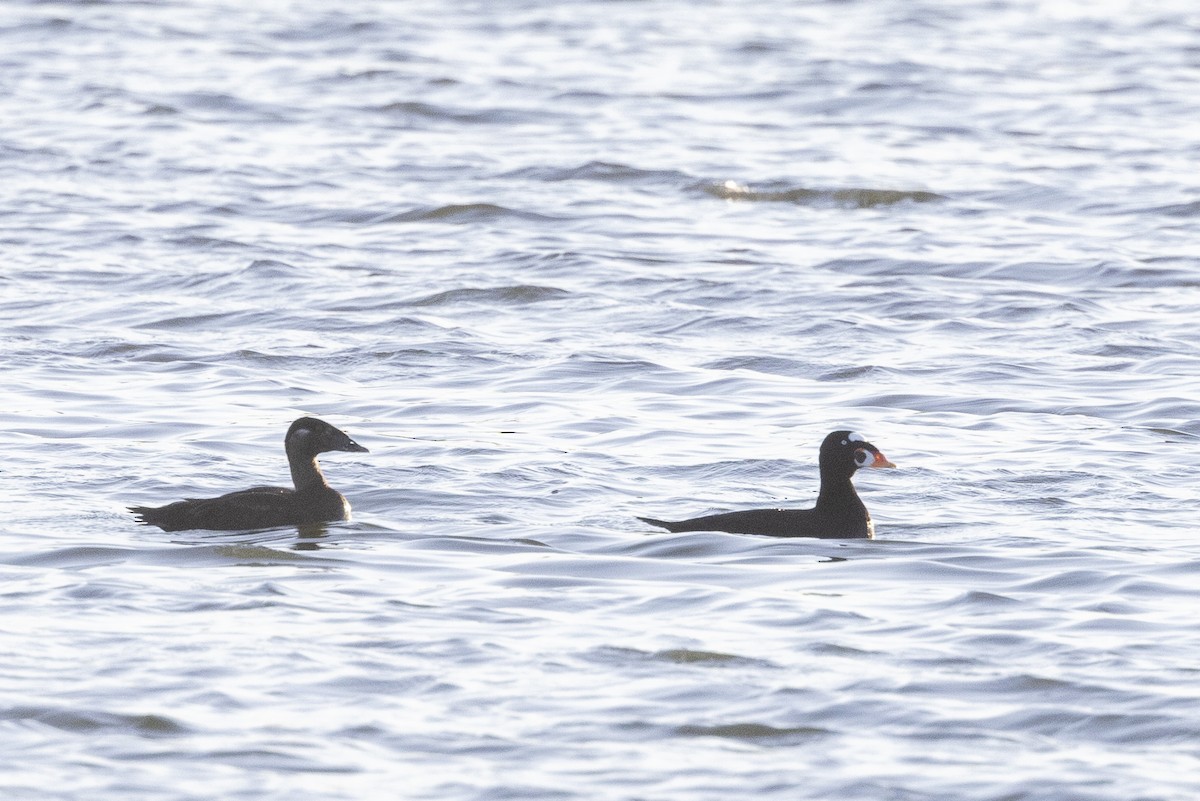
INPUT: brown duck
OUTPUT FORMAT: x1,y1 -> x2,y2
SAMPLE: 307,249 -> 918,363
130,417 -> 368,531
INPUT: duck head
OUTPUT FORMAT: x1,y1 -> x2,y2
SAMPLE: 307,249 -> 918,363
820,430 -> 895,477
286,417 -> 369,456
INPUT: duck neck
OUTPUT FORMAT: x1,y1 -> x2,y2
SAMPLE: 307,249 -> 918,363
287,448 -> 329,492
815,469 -> 862,511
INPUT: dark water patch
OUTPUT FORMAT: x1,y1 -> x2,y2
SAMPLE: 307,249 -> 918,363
700,180 -> 944,208
987,706 -> 1193,746
1141,425 -> 1200,440
703,355 -> 825,378
408,285 -> 571,307
1064,614 -> 1171,637
296,206 -> 399,225
1146,198 -> 1200,217
377,203 -> 563,225
172,596 -> 298,613
817,256 -> 977,279
1080,598 -> 1142,616
7,706 -> 190,736
818,364 -> 897,382
310,673 -> 444,699
653,648 -> 776,668
985,259 -> 1133,286
1128,353 -> 1200,375
375,100 -> 545,126
1,15 -> 76,35
1096,575 -> 1197,604
329,67 -> 406,83
3,546 -> 134,569
815,256 -> 1144,288
75,340 -> 190,364
146,199 -> 216,216
606,530 -> 775,561
901,673 -> 1130,707
483,247 -> 600,277
133,311 -> 249,331
939,589 -> 1024,608
654,310 -> 769,336
136,543 -> 342,568
808,641 -> 878,659
504,161 -> 695,186
196,748 -> 358,773
267,14 -> 382,43
237,258 -> 302,279
588,645 -> 775,669
169,91 -> 291,122
62,580 -> 138,601
141,102 -> 180,116
456,785 -> 574,801
163,234 -> 253,251
675,722 -> 830,741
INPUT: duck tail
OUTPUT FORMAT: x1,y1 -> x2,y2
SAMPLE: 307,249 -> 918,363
637,516 -> 683,532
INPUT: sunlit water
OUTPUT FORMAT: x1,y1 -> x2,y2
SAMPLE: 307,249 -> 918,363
3,1 -> 1199,799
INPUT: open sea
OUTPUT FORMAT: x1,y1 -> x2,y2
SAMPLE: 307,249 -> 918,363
3,0 -> 1199,798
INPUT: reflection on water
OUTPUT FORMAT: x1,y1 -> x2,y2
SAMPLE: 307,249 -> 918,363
294,523 -> 329,550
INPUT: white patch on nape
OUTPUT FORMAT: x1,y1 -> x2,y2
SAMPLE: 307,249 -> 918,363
291,427 -> 314,442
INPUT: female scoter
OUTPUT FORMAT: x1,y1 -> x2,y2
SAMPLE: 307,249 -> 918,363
130,417 -> 369,532
639,430 -> 895,539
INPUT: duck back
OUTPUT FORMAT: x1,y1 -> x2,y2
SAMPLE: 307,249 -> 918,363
131,484 -> 352,532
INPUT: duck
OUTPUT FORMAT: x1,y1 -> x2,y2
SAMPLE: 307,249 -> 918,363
130,417 -> 369,532
638,430 -> 895,539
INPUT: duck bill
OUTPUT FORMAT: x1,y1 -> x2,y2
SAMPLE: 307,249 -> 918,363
869,450 -> 896,469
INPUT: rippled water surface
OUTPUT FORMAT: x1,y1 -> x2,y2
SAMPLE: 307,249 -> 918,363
3,1 -> 1200,799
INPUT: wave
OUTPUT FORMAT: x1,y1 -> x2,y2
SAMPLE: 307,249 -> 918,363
503,161 -> 695,186
376,203 -> 564,225
407,285 -> 571,307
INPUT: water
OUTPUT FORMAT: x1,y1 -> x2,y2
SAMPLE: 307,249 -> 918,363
3,0 -> 1199,798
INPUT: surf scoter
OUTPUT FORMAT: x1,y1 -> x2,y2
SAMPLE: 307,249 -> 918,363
639,430 -> 895,539
130,417 -> 369,532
